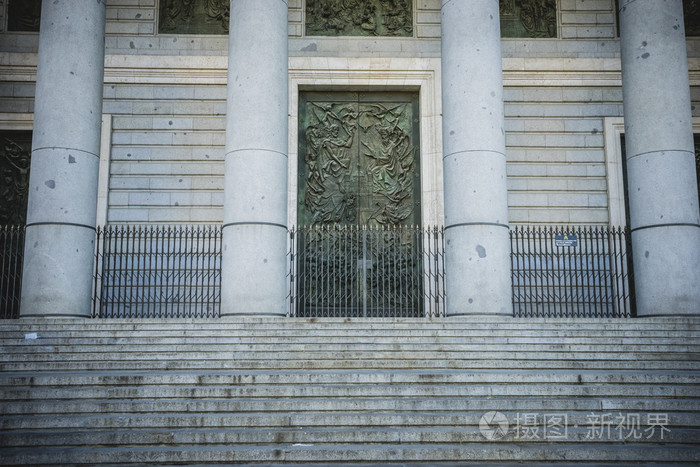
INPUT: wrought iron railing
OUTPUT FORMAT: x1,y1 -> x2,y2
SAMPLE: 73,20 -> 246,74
1,224 -> 636,319
93,225 -> 222,318
288,225 -> 446,318
0,225 -> 24,319
510,226 -> 635,318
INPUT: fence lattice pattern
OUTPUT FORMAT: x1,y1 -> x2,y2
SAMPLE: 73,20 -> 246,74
288,225 -> 446,318
510,226 -> 635,318
93,225 -> 222,318
0,226 -> 24,319
1,224 -> 635,319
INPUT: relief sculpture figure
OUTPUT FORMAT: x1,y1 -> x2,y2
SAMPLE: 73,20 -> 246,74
302,100 -> 417,227
0,138 -> 31,225
359,104 -> 416,225
500,0 -> 557,38
304,103 -> 358,224
517,0 -> 557,38
306,0 -> 413,37
159,0 -> 229,34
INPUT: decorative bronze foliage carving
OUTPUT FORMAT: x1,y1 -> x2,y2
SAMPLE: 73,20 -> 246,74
299,95 -> 419,227
7,0 -> 42,32
500,0 -> 557,38
0,132 -> 32,225
305,0 -> 413,37
158,0 -> 229,35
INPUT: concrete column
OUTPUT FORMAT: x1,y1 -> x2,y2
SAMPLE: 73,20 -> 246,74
619,0 -> 700,316
221,0 -> 289,316
20,0 -> 106,318
440,0 -> 511,316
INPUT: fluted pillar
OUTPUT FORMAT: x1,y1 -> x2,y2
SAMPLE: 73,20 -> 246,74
20,0 -> 106,317
441,0 -> 512,316
619,0 -> 700,316
221,0 -> 289,316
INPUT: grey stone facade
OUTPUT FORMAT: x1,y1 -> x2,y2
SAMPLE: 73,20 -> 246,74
0,0 -> 698,316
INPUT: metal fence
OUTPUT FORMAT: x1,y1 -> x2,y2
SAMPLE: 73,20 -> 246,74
288,225 -> 446,318
1,224 -> 635,319
0,225 -> 24,319
93,225 -> 222,318
510,226 -> 635,318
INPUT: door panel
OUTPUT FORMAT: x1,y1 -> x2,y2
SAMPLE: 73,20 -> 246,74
298,92 -> 420,227
297,92 -> 422,317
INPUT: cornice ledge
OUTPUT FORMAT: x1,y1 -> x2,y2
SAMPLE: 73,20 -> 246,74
0,54 -> 698,86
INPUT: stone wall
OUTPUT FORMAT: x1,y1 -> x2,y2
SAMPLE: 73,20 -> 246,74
0,0 -> 698,226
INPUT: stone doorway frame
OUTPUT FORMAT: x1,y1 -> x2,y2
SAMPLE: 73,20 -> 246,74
604,116 -> 700,228
288,57 -> 443,228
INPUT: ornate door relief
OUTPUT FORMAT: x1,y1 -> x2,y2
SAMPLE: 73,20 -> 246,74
298,92 -> 421,228
0,131 -> 31,225
296,93 -> 423,317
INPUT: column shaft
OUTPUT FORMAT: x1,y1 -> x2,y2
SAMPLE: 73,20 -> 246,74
20,0 -> 106,318
221,0 -> 289,316
619,0 -> 700,316
441,0 -> 512,316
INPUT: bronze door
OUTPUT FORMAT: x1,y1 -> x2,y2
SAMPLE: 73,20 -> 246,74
298,92 -> 420,227
0,131 -> 31,319
297,92 -> 422,317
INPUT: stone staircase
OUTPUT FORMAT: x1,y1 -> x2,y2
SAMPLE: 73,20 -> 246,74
0,317 -> 698,465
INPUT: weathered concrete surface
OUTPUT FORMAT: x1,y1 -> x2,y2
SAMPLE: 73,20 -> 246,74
221,0 -> 289,316
20,0 -> 106,318
619,0 -> 700,316
441,0 -> 511,316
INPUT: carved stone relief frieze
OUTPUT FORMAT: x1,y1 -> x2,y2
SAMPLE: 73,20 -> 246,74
158,0 -> 229,35
7,0 -> 41,32
305,0 -> 413,37
685,0 -> 700,36
500,0 -> 557,38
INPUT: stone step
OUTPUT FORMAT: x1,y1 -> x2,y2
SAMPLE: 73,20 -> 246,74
3,396 -> 699,415
1,318 -> 697,465
4,349 -> 699,362
1,443 -> 698,464
2,335 -> 697,346
2,383 -> 697,401
4,316 -> 697,325
3,325 -> 698,335
4,359 -> 698,371
2,369 -> 696,386
2,320 -> 698,333
3,342 -> 699,354
1,426 -> 697,448
2,410 -> 698,430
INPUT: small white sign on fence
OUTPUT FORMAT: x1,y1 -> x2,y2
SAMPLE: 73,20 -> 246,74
555,234 -> 578,248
